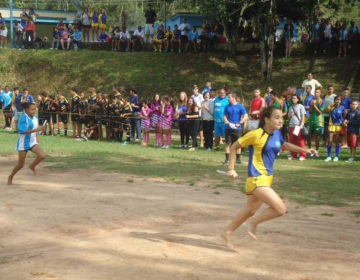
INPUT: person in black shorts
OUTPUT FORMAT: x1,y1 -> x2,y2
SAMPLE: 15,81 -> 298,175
48,95 -> 59,136
87,86 -> 97,127
223,93 -> 248,164
57,92 -> 69,136
70,87 -> 81,138
78,91 -> 89,137
37,92 -> 50,135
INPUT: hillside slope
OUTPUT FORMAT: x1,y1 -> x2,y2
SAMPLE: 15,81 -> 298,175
0,49 -> 357,101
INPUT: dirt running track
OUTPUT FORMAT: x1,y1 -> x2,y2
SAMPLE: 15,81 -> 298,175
0,156 -> 359,280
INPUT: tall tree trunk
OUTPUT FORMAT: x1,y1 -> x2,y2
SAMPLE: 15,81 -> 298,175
259,0 -> 276,82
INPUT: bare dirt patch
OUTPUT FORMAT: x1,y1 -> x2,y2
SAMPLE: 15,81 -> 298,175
0,157 -> 359,280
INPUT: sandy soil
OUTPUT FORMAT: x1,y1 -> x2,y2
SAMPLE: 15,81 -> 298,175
0,156 -> 359,280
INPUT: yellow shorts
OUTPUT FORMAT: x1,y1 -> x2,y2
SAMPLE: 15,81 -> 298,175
328,125 -> 342,133
245,175 -> 273,195
92,22 -> 99,28
99,23 -> 106,30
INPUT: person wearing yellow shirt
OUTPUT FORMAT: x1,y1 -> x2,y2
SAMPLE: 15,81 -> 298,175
164,26 -> 173,52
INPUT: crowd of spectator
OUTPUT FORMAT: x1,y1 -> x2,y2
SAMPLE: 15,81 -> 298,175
1,74 -> 359,162
2,5 -> 225,52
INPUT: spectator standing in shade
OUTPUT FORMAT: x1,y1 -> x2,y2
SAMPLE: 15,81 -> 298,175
144,4 -> 157,43
130,89 -> 141,141
338,23 -> 349,58
13,20 -> 24,49
301,73 -> 322,96
179,18 -> 191,53
24,18 -> 36,50
81,7 -> 91,43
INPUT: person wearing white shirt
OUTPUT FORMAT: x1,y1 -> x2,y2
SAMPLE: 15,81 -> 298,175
301,73 -> 322,96
111,26 -> 121,51
191,85 -> 204,147
119,27 -> 130,51
14,20 -> 24,49
178,17 -> 191,52
132,26 -> 145,50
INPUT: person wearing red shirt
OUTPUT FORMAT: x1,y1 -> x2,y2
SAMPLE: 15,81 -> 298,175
248,88 -> 265,130
24,18 -> 36,50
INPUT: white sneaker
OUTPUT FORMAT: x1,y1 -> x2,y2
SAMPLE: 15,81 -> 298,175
333,157 -> 339,162
299,157 -> 306,161
324,157 -> 332,162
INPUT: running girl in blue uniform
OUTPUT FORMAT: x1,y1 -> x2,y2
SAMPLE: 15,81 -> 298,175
8,102 -> 45,185
222,107 -> 317,249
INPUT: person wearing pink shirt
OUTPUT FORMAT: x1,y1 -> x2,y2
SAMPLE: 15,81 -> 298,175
150,94 -> 162,147
24,18 -> 36,49
60,26 -> 71,50
140,100 -> 151,146
160,96 -> 174,149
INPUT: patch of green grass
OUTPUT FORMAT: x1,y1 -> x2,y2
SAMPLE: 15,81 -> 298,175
1,130 -> 359,208
0,49 -> 358,103
320,212 -> 335,217
351,210 -> 360,218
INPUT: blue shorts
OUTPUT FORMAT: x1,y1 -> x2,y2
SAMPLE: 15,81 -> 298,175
214,122 -> 225,137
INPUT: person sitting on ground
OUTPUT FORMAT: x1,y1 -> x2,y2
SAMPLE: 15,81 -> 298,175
187,26 -> 199,52
50,26 -> 60,49
171,24 -> 182,52
153,24 -> 165,52
72,27 -> 82,49
132,26 -> 145,51
119,27 -> 130,51
60,26 -> 71,50
163,26 -> 173,52
111,26 -> 121,51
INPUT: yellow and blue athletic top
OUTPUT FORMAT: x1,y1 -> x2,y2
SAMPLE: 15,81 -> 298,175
238,128 -> 284,178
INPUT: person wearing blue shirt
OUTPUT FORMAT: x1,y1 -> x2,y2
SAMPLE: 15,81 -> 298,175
8,102 -> 45,186
72,27 -> 82,49
129,89 -> 141,141
223,92 -> 248,164
340,89 -> 352,111
186,26 -> 199,52
14,88 -> 34,130
324,95 -> 346,162
221,107 -> 317,250
1,86 -> 13,129
213,88 -> 229,150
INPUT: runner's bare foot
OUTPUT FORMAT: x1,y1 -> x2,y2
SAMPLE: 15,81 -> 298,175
7,175 -> 13,185
221,231 -> 235,250
29,166 -> 39,176
247,219 -> 257,241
